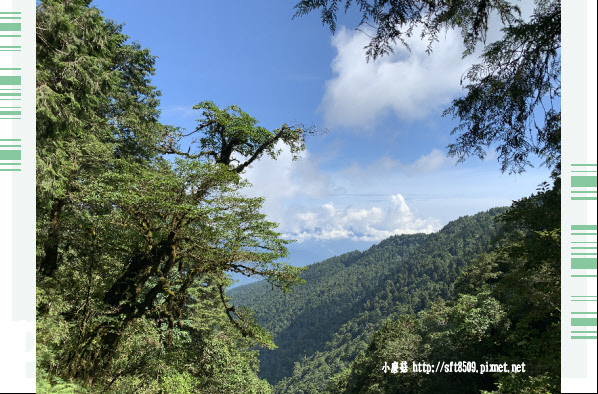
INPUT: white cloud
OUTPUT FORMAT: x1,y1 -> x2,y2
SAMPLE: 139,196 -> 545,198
320,0 -> 536,130
239,144 -> 548,247
242,143 -> 330,228
401,149 -> 455,174
284,194 -> 441,243
320,26 -> 472,129
340,149 -> 454,183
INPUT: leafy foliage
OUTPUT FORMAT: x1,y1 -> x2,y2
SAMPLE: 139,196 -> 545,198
36,0 -> 561,392
294,0 -> 561,175
293,0 -> 521,59
231,208 -> 506,390
36,1 -> 312,391
317,180 -> 561,393
232,179 -> 561,393
278,7 -> 561,389
446,0 -> 561,174
163,101 -> 318,173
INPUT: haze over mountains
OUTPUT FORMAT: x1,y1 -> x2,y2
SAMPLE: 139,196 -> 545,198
230,207 -> 506,391
229,238 -> 377,289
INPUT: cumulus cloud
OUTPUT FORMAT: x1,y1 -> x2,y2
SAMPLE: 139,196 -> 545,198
320,0 -> 537,131
283,194 -> 441,243
320,26 -> 472,129
241,145 -> 468,246
242,143 -> 330,228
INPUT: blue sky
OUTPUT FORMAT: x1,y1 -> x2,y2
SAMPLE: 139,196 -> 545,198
96,0 -> 552,266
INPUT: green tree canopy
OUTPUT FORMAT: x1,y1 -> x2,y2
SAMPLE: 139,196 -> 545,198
163,101 -> 318,173
36,1 -> 312,391
294,0 -> 561,174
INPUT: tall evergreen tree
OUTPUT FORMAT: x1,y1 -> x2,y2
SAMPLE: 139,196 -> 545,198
36,1 -> 312,391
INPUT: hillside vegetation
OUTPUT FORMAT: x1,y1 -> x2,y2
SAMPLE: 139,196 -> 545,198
231,207 -> 506,386
232,178 -> 560,393
35,0 -> 561,392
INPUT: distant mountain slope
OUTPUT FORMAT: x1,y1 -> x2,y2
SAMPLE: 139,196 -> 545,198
230,207 -> 506,388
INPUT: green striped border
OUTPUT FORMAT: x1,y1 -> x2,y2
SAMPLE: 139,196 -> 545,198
0,13 -> 21,37
571,313 -> 598,339
571,164 -> 598,200
0,75 -> 21,85
0,107 -> 21,120
0,70 -> 21,106
0,22 -> 20,33
0,138 -> 21,171
0,46 -> 21,52
572,225 -> 598,230
570,226 -> 597,276
1,20 -> 22,168
572,318 -> 597,326
0,12 -> 21,39
571,258 -> 597,270
571,296 -> 598,302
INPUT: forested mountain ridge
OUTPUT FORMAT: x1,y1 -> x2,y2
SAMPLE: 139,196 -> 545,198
230,233 -> 426,334
319,180 -> 561,394
230,207 -> 507,387
34,0 -> 561,392
285,0 -> 561,391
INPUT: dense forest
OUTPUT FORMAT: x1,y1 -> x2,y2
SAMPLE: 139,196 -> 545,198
36,1 -> 311,392
232,184 -> 560,393
230,208 -> 506,385
36,0 -> 560,393
324,180 -> 561,394
231,193 -> 560,393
